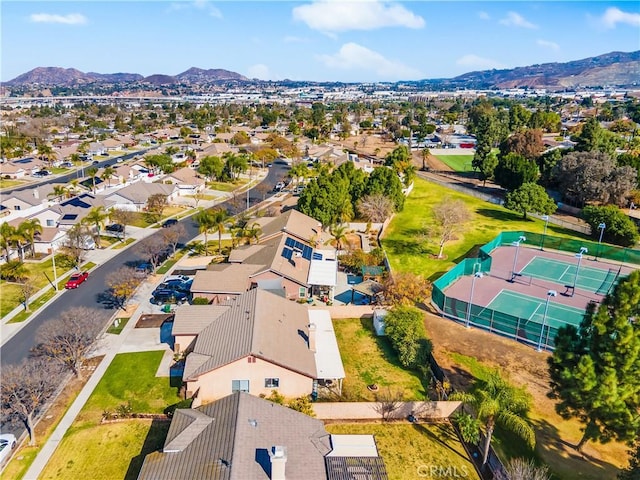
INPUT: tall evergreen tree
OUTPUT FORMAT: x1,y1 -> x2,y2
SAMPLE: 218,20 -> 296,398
548,270 -> 640,452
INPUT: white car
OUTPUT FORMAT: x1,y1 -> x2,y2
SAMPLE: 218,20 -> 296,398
0,433 -> 17,464
163,274 -> 190,283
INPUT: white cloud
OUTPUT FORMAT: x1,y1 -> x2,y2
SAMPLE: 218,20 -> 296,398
29,13 -> 87,25
600,7 -> 640,29
168,1 -> 222,18
247,64 -> 271,80
537,39 -> 559,51
293,0 -> 424,33
478,11 -> 490,21
499,11 -> 537,29
283,35 -> 309,44
456,54 -> 506,70
317,42 -> 422,80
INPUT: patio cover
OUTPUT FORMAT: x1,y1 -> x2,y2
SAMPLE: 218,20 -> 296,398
352,280 -> 384,297
308,258 -> 338,287
309,310 -> 345,381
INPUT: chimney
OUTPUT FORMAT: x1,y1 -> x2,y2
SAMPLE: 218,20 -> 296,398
308,323 -> 317,352
269,445 -> 287,480
33,189 -> 39,199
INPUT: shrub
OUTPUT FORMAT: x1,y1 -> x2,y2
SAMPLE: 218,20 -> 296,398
191,297 -> 211,305
582,204 -> 639,247
384,306 -> 432,369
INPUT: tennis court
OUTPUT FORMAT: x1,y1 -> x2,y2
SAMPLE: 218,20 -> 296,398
487,290 -> 585,328
518,256 -> 619,294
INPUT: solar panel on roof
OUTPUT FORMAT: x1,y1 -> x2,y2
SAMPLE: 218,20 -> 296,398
282,247 -> 293,260
15,158 -> 33,164
285,237 -> 295,248
302,245 -> 312,260
312,252 -> 323,260
61,214 -> 78,221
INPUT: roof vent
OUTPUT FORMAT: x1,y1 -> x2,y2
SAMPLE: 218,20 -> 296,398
248,419 -> 258,427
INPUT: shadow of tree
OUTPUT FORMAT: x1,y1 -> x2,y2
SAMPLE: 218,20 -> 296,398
124,419 -> 171,480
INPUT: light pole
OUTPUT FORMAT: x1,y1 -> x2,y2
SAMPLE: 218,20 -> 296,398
51,243 -> 58,291
595,223 -> 606,261
571,247 -> 588,296
465,271 -> 483,328
537,290 -> 557,352
540,215 -> 549,251
510,235 -> 526,282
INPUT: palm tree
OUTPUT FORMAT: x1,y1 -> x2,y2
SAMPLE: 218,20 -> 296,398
9,225 -> 28,261
0,223 -> 16,261
211,208 -> 229,254
245,222 -> 262,245
37,144 -> 55,167
86,166 -> 99,193
450,371 -> 535,466
421,147 -> 431,171
194,210 -> 215,255
48,185 -> 67,202
329,224 -> 349,252
18,219 -> 42,258
83,206 -> 108,248
101,165 -> 115,187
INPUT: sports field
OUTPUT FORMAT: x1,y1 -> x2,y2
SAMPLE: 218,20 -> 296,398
434,155 -> 473,172
486,290 -> 585,328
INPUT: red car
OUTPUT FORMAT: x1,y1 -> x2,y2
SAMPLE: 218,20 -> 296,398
65,271 -> 89,289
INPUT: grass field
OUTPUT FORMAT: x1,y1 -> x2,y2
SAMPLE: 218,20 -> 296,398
382,177 -> 587,281
332,318 -> 426,401
127,206 -> 185,228
434,155 -> 474,172
0,178 -> 27,189
325,423 -> 480,480
207,179 -> 248,192
40,351 -> 181,480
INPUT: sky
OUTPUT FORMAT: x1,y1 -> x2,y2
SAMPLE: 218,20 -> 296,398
2,1 -> 639,83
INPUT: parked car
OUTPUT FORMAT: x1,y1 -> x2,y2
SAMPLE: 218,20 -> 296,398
164,274 -> 191,284
80,235 -> 96,250
135,262 -> 153,276
61,162 -> 74,168
275,181 -> 285,191
162,218 -> 178,228
65,271 -> 89,289
106,224 -> 124,233
155,279 -> 192,294
151,289 -> 188,305
0,433 -> 17,465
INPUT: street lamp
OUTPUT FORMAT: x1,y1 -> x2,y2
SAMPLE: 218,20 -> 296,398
51,243 -> 58,291
595,223 -> 606,261
540,215 -> 549,251
571,247 -> 588,296
465,271 -> 483,328
510,235 -> 526,282
537,290 -> 557,352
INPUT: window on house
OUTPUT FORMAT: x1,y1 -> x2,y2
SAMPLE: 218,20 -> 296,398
232,380 -> 249,393
299,287 -> 306,298
14,205 -> 21,211
46,219 -> 54,227
264,378 -> 279,388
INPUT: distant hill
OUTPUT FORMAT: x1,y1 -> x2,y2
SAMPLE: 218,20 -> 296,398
4,66 -> 247,86
3,51 -> 638,89
443,51 -> 640,89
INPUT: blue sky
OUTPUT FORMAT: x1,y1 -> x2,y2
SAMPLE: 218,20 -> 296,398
2,1 -> 639,83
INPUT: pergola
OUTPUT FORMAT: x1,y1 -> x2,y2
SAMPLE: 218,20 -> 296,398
351,280 -> 384,305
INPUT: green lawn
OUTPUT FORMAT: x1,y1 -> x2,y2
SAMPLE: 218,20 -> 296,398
382,177 -> 588,281
207,179 -> 248,192
106,317 -> 130,335
332,318 -> 426,401
111,237 -> 135,249
127,206 -> 185,228
435,154 -> 474,172
325,423 -> 480,480
40,351 -> 182,480
0,178 -> 27,189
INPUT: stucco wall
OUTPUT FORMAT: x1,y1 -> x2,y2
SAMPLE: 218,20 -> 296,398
187,355 -> 314,406
313,401 -> 462,420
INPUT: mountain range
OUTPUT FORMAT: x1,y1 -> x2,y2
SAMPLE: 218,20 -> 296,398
3,50 -> 639,89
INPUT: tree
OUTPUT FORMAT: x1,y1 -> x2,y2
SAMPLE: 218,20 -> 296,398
382,272 -> 432,306
211,208 -> 229,254
574,117 -> 620,155
86,166 -> 99,193
32,307 -> 102,377
451,371 -> 535,465
244,222 -> 262,245
18,218 -> 42,258
101,165 -> 115,187
505,458 -> 551,480
548,270 -> 640,452
137,235 -> 168,273
194,210 -> 215,255
503,183 -> 557,220
581,205 -> 639,247
83,206 -> 108,248
0,222 -> 15,261
197,155 -> 225,181
109,208 -> 134,240
146,193 -> 168,222
106,267 -> 142,309
161,223 -> 186,256
500,129 -> 544,161
19,275 -> 37,312
618,438 -> 640,480
356,193 -> 395,223
365,166 -> 405,212
62,223 -> 91,266
494,152 -> 539,191
329,224 -> 349,252
384,305 -> 432,370
430,197 -> 472,259
48,184 -> 67,202
453,411 -> 481,444
0,358 -> 60,445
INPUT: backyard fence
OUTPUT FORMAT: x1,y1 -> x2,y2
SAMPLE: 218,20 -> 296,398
431,231 -> 640,350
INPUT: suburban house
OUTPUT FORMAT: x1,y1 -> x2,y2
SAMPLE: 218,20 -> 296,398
102,182 -> 178,211
101,137 -> 126,152
88,142 -> 106,156
0,157 -> 46,178
189,264 -> 265,304
162,167 -> 205,195
178,288 -> 345,404
137,392 -> 388,480
51,193 -> 112,229
0,184 -> 55,212
197,142 -> 234,158
0,162 -> 27,179
112,164 -> 143,185
33,226 -> 67,254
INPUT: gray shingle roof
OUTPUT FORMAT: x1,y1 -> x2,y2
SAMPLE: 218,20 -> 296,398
184,289 -> 316,380
172,305 -> 230,336
137,392 -> 331,480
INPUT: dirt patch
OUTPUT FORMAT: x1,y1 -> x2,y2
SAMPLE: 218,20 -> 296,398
135,314 -> 173,328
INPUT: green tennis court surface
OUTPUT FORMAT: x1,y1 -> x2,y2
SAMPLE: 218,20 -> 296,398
518,256 -> 619,294
486,290 -> 585,328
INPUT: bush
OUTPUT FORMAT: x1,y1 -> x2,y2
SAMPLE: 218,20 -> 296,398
191,297 -> 211,305
582,205 -> 639,247
0,260 -> 26,281
384,306 -> 432,369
